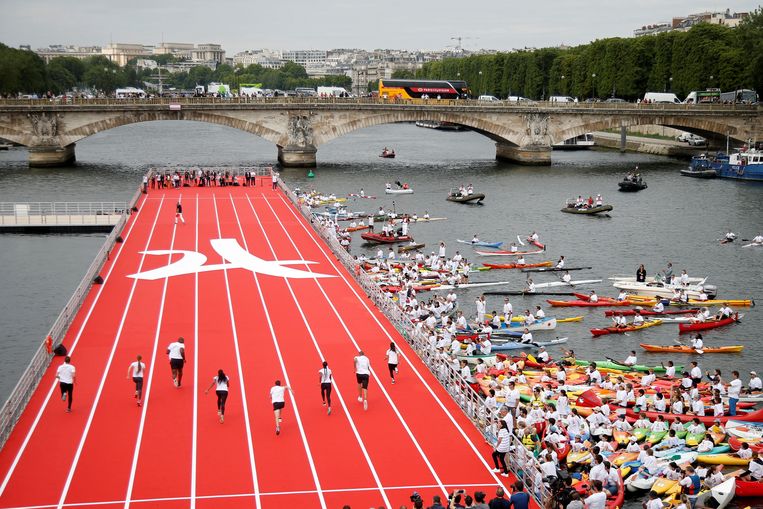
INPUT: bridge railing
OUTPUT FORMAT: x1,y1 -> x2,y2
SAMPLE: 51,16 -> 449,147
278,179 -> 550,506
0,181 -> 144,451
0,96 -> 759,112
148,166 -> 273,177
0,201 -> 128,225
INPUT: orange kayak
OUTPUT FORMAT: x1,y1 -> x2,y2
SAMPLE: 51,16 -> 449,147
483,261 -> 553,269
639,343 -> 744,354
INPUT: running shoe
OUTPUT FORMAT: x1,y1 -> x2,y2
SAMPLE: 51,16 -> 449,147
220,415 -> 224,423
327,407 -> 332,415
276,426 -> 280,436
65,408 -> 71,413
357,396 -> 362,403
137,401 -> 142,407
322,401 -> 326,406
61,393 -> 66,401
173,378 -> 178,387
395,368 -> 399,374
492,468 -> 500,473
135,391 -> 138,398
363,400 -> 368,411
391,379 -> 395,384
501,473 -> 509,478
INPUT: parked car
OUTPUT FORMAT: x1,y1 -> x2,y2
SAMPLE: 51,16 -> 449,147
605,98 -> 627,103
477,95 -> 501,102
687,135 -> 707,146
676,132 -> 693,142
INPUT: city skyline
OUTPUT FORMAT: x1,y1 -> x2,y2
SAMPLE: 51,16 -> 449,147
1,0 -> 759,55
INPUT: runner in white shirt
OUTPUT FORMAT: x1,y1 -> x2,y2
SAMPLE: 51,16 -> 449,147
56,356 -> 76,413
385,342 -> 400,384
205,369 -> 230,423
270,380 -> 292,435
319,361 -> 333,415
354,350 -> 372,410
126,354 -> 146,407
166,336 -> 186,388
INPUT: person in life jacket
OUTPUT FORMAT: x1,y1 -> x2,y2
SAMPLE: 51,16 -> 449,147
679,466 -> 701,495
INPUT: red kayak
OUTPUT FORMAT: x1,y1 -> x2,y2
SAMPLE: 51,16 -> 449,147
360,232 -> 413,244
735,479 -> 763,497
624,405 -> 763,425
604,308 -> 699,317
728,436 -> 763,454
548,299 -> 632,307
678,313 -> 740,334
590,319 -> 661,336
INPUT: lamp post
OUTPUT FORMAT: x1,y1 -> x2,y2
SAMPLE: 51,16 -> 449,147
669,77 -> 673,93
478,70 -> 483,96
591,73 -> 596,100
709,75 -> 714,88
560,75 -> 565,96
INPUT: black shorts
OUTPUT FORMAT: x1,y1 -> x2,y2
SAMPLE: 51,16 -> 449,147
170,358 -> 184,370
273,401 -> 285,410
133,377 -> 144,391
356,373 -> 370,389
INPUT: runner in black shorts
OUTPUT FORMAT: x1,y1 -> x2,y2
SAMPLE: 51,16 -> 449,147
354,350 -> 371,411
166,337 -> 186,387
319,361 -> 333,415
270,380 -> 292,435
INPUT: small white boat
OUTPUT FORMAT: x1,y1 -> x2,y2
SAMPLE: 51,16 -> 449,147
690,477 -> 736,509
609,275 -> 707,284
612,280 -> 709,300
493,317 -> 557,333
385,188 -> 414,195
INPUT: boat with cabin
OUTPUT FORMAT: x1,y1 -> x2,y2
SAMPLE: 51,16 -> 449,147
688,148 -> 763,182
553,133 -> 595,150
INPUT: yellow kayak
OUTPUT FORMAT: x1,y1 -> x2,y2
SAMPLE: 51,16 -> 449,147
696,453 -> 751,466
558,316 -> 585,323
652,478 -> 682,495
627,295 -> 755,307
484,314 -> 583,323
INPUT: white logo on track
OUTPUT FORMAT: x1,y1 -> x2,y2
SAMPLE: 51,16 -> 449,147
128,238 -> 335,280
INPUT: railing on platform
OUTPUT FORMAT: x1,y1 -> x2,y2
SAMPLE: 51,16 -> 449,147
0,182 -> 145,450
0,202 -> 127,226
148,166 -> 273,177
278,179 -> 550,505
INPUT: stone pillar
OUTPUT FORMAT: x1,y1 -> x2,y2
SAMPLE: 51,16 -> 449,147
28,143 -> 76,168
620,126 -> 627,152
495,142 -> 551,166
278,145 -> 317,167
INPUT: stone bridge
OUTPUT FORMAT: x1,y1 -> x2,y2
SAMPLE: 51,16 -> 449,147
0,98 -> 760,167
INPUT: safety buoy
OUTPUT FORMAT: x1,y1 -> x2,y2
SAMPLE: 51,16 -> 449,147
44,335 -> 53,354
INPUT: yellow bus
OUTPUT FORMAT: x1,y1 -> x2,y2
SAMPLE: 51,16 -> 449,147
379,79 -> 470,100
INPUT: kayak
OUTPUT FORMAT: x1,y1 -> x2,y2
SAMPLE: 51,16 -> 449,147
475,248 -> 544,256
385,188 -> 413,194
345,225 -> 370,232
360,232 -> 413,244
430,281 -> 514,291
574,360 -> 680,374
485,290 -> 578,296
493,317 -> 557,333
590,319 -> 662,336
548,299 -> 633,307
691,477 -> 736,509
482,261 -> 553,269
490,337 -> 569,351
397,243 -> 425,252
522,266 -> 592,273
630,297 -> 756,307
604,308 -> 699,316
697,453 -> 750,466
736,479 -> 763,497
457,239 -> 504,248
535,279 -> 602,289
728,436 -> 763,454
624,406 -> 763,425
639,343 -> 744,354
678,313 -> 741,333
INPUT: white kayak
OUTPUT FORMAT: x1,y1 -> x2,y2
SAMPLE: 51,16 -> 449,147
492,318 -> 557,333
392,217 -> 447,223
431,281 -> 513,291
385,188 -> 414,194
690,477 -> 736,509
609,275 -> 707,284
533,279 -> 603,289
742,242 -> 763,248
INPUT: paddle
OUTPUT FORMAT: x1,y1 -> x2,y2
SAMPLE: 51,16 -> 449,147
516,235 -> 525,246
673,337 -> 703,354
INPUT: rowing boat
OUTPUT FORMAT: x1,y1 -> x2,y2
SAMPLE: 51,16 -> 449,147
430,281 -> 513,291
521,266 -> 592,272
678,313 -> 741,333
482,261 -> 553,269
639,343 -> 744,354
457,239 -> 504,248
590,319 -> 662,336
535,279 -> 602,289
493,317 -> 557,333
484,290 -> 578,296
490,337 -> 569,351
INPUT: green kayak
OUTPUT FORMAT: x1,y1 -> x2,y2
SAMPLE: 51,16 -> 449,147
574,359 -> 683,374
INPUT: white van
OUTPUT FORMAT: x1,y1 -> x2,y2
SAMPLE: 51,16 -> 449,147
549,96 -> 576,103
478,95 -> 501,102
643,92 -> 681,104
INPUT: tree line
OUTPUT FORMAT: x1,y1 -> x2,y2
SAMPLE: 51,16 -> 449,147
395,9 -> 763,101
0,44 -> 351,96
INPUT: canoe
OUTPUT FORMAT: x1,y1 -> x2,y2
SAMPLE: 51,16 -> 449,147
397,243 -> 425,252
522,266 -> 593,272
604,308 -> 699,316
618,180 -> 648,192
630,297 -> 756,307
691,477 -> 736,509
360,232 -> 413,244
697,453 -> 750,466
590,319 -> 662,336
384,188 -> 413,194
678,313 -> 741,333
447,193 -> 485,204
482,261 -> 553,269
548,299 -> 633,307
457,239 -> 504,248
736,479 -> 763,497
639,343 -> 744,354
560,204 -> 613,215
475,248 -> 544,256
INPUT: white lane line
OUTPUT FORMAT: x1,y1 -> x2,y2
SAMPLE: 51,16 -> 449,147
273,193 -> 507,485
0,194 -> 156,497
236,194 -> 390,507
122,196 -> 180,509
210,196 -> 260,507
0,483 -> 501,509
190,193 -> 199,509
257,194 -> 448,497
54,197 -> 167,509
219,193 -> 326,509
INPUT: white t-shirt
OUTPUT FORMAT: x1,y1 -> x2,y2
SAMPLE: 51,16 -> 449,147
319,367 -> 333,384
57,363 -> 76,384
584,492 -> 607,509
386,349 -> 399,365
270,385 -> 286,403
646,498 -> 664,509
728,379 -> 742,399
129,361 -> 146,378
213,375 -> 229,391
355,355 -> 371,375
167,341 -> 185,360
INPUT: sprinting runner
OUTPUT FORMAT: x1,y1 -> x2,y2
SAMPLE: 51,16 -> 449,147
175,201 -> 185,224
56,356 -> 76,413
205,369 -> 230,423
385,342 -> 399,384
126,354 -> 146,406
319,361 -> 333,415
166,337 -> 186,387
354,350 -> 371,410
270,380 -> 292,435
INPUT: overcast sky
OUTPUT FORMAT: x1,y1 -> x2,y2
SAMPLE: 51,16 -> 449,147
1,0 -> 759,54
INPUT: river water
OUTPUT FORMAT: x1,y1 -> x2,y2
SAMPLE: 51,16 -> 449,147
0,123 -> 761,500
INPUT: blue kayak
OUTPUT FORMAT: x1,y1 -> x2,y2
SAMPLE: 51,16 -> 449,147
457,239 -> 504,249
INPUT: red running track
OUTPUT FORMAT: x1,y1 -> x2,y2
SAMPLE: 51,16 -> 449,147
0,180 -> 526,509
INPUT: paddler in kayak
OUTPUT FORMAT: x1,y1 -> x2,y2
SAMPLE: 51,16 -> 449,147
651,300 -> 665,313
561,271 -> 572,283
471,234 -> 480,244
525,278 -> 536,293
632,310 -> 645,326
520,328 -> 533,344
715,302 -> 733,320
690,333 -> 704,350
509,242 -> 518,253
616,289 -> 628,302
555,256 -> 565,269
589,290 -> 599,303
752,234 -> 763,245
721,231 -> 737,243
